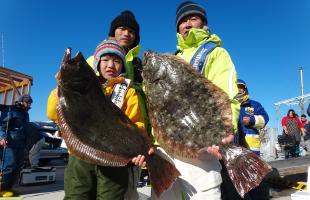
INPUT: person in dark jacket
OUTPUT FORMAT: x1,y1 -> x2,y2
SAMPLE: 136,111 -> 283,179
221,79 -> 270,200
300,113 -> 310,155
0,94 -> 32,197
305,104 -> 310,154
236,79 -> 269,156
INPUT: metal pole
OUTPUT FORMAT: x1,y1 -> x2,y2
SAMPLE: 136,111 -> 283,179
275,105 -> 279,134
299,66 -> 305,114
1,33 -> 4,67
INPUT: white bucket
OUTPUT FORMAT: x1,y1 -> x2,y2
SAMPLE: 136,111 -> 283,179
307,166 -> 310,193
291,191 -> 310,200
291,166 -> 310,199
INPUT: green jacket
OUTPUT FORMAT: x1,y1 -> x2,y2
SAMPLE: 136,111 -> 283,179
176,28 -> 240,132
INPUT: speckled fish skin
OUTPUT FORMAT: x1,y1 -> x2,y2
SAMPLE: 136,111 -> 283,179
56,49 -> 180,197
142,51 -> 271,197
142,52 -> 232,157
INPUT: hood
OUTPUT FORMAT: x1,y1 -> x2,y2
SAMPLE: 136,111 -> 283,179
125,45 -> 141,63
124,45 -> 141,82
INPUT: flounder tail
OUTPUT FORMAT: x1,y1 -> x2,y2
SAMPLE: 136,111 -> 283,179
220,145 -> 272,198
145,153 -> 180,197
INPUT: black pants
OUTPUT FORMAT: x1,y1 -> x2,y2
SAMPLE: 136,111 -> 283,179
220,161 -> 270,200
285,141 -> 300,158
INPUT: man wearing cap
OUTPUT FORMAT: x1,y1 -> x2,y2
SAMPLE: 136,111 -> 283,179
236,79 -> 269,156
87,10 -> 143,83
0,94 -> 32,197
87,9 -> 152,194
47,10 -> 146,122
220,79 -> 270,200
146,1 -> 240,199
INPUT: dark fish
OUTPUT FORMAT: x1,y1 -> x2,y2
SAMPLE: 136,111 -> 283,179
56,48 -> 180,197
142,51 -> 271,197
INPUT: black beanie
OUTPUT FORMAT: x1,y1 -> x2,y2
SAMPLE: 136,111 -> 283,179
176,1 -> 207,31
109,10 -> 140,48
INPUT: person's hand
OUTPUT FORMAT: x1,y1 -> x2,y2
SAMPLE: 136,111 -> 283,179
242,116 -> 251,126
0,139 -> 8,147
55,130 -> 62,138
132,147 -> 155,167
53,89 -> 59,97
301,128 -> 306,136
207,134 -> 234,160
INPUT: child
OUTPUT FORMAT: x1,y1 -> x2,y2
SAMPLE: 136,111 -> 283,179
46,39 -> 144,200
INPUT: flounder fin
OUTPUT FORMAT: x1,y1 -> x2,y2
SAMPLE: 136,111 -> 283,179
57,102 -> 130,166
221,145 -> 272,197
62,48 -> 72,64
145,153 -> 181,197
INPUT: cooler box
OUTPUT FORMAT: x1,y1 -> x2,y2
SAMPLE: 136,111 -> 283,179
19,167 -> 56,185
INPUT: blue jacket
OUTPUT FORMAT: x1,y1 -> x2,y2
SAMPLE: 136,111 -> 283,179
238,99 -> 269,151
304,123 -> 310,141
0,104 -> 29,147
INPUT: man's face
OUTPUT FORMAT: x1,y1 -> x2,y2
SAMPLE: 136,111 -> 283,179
178,14 -> 204,40
114,26 -> 136,49
237,84 -> 246,94
301,116 -> 307,123
20,101 -> 31,111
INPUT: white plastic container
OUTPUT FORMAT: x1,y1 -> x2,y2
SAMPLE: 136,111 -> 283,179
291,166 -> 310,200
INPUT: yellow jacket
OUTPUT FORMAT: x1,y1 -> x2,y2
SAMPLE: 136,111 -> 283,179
176,28 -> 240,132
46,77 -> 144,129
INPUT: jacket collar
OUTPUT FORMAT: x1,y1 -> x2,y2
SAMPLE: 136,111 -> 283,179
125,45 -> 141,63
176,28 -> 222,50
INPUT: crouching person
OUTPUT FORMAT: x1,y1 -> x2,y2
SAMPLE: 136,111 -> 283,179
25,122 -> 45,168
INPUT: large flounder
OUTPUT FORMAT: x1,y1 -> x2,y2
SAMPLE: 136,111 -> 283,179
142,52 -> 271,197
56,49 -> 180,197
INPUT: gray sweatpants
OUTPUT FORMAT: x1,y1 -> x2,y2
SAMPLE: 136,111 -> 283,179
305,140 -> 310,155
29,137 -> 45,167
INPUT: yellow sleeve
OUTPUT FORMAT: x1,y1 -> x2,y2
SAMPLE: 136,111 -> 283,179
122,87 -> 145,130
204,47 -> 240,132
46,88 -> 59,123
86,55 -> 94,67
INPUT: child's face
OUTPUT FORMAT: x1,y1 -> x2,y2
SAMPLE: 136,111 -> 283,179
99,54 -> 123,80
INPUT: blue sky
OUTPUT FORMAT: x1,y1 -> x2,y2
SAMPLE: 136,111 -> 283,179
1,0 -> 310,131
